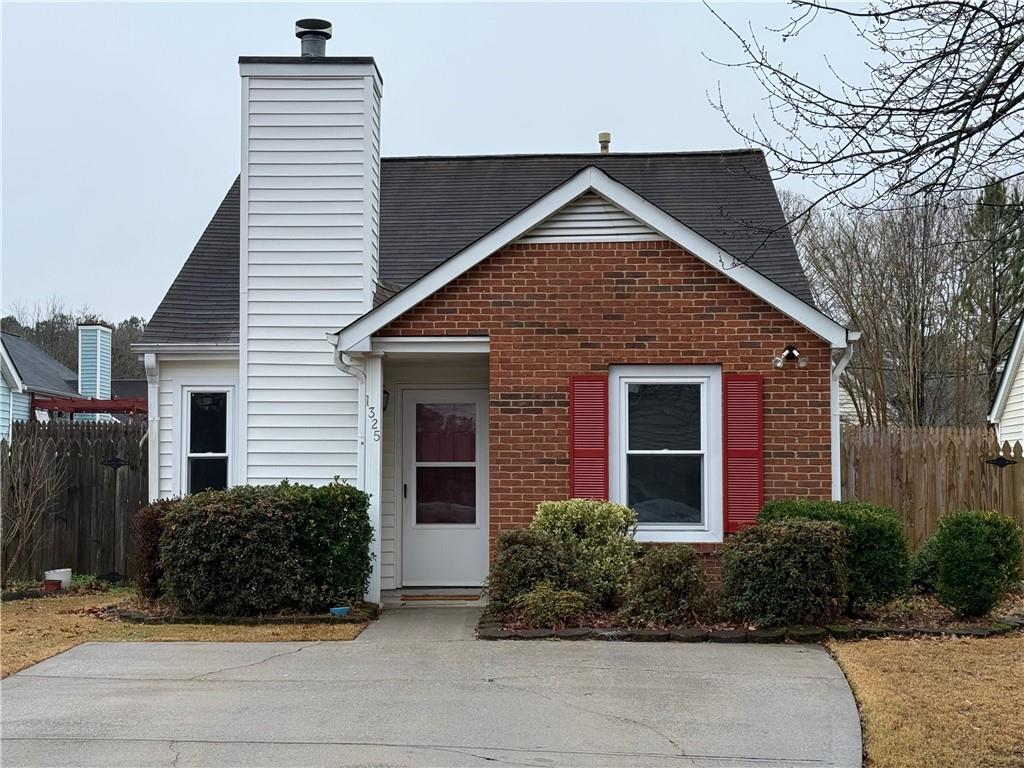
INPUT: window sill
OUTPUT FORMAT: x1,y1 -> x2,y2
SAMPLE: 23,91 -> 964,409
634,527 -> 723,544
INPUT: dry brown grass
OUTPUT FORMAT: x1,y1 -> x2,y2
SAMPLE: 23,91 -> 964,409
829,635 -> 1024,768
1,590 -> 365,678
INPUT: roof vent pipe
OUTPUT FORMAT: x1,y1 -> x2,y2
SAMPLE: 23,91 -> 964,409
598,132 -> 611,154
296,18 -> 332,57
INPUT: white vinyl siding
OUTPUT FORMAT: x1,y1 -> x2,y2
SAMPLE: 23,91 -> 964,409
156,359 -> 238,499
0,377 -> 10,440
11,391 -> 31,422
240,68 -> 382,486
380,357 -> 488,590
999,364 -> 1024,442
516,192 -> 661,243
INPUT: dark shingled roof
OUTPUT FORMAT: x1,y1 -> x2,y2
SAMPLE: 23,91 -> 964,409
1,332 -> 78,396
142,151 -> 809,345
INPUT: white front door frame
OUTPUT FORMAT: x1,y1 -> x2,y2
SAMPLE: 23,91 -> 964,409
396,384 -> 489,587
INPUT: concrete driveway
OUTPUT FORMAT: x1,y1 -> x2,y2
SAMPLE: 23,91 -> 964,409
1,608 -> 861,767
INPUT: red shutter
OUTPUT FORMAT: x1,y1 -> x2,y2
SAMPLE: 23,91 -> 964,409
569,374 -> 608,499
723,374 -> 764,532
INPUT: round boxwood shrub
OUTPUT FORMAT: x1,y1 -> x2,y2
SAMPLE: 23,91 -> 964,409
619,544 -> 710,627
486,528 -> 574,609
511,581 -> 591,629
933,510 -> 1022,618
760,499 -> 909,606
908,534 -> 941,594
723,519 -> 849,627
530,499 -> 638,606
131,498 -> 181,600
160,480 -> 372,616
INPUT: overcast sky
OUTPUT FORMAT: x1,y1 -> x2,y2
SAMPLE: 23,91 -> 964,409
2,2 -> 864,323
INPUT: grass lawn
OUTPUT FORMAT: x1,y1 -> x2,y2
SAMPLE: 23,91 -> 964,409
1,589 -> 366,678
829,635 -> 1024,768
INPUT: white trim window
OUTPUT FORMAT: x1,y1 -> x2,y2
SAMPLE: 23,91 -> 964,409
183,388 -> 231,495
609,366 -> 723,543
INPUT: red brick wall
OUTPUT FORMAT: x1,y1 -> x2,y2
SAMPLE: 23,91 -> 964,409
380,240 -> 832,546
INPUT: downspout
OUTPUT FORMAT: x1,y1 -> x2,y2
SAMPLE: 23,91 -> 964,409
330,341 -> 367,492
830,332 -> 859,500
144,353 -> 160,502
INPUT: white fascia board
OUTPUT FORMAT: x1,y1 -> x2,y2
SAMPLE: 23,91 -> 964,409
371,336 -> 490,354
0,340 -> 25,392
988,318 -> 1024,424
336,167 -> 852,351
238,62 -> 380,81
131,343 -> 239,362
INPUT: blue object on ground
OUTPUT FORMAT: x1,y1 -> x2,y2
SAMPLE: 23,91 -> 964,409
329,607 -> 350,617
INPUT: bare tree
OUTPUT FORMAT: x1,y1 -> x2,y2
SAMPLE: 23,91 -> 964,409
709,1 -> 1024,213
1,429 -> 69,582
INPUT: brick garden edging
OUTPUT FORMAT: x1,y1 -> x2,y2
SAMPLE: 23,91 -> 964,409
476,612 -> 1024,642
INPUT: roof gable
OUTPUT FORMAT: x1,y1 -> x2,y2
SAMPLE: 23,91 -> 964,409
141,150 -> 813,346
0,332 -> 78,396
516,192 -> 660,243
334,167 -> 851,351
989,316 -> 1024,426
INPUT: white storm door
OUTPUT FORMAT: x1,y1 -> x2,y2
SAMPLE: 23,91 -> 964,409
401,389 -> 489,586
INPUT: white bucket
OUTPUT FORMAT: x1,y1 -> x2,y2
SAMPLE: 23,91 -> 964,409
44,568 -> 72,589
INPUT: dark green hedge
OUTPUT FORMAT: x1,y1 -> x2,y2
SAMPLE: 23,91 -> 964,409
760,499 -> 909,606
131,498 -> 181,600
619,544 -> 710,627
723,519 -> 849,627
160,481 -> 372,616
486,528 -> 575,609
932,510 -> 1022,617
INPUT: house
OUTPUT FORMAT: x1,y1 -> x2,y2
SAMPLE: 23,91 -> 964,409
135,19 -> 859,603
989,317 -> 1024,443
0,325 -> 144,438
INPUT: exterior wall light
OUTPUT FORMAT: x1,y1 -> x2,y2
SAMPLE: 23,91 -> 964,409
772,345 -> 807,369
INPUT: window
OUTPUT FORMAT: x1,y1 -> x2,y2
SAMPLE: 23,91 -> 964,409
185,390 -> 229,494
610,366 -> 722,542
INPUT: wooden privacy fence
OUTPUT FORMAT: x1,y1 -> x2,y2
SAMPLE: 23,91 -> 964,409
841,426 -> 1024,549
1,421 -> 148,582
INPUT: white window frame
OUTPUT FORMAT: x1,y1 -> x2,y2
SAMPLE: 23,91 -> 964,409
181,387 -> 233,496
609,365 -> 723,543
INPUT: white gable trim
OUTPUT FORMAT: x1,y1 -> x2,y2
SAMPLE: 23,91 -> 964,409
335,167 -> 853,351
0,339 -> 25,393
989,317 -> 1024,426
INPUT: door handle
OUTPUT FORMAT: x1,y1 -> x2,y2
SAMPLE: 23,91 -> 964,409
403,483 -> 408,499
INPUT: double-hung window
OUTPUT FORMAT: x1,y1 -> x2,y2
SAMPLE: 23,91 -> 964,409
610,366 -> 722,542
184,389 -> 230,494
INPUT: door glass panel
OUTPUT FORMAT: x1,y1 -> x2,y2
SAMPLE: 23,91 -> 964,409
627,383 -> 701,450
416,466 -> 476,524
627,454 -> 703,524
416,403 -> 476,462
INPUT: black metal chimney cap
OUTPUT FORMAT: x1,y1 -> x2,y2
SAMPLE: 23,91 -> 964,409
295,19 -> 332,39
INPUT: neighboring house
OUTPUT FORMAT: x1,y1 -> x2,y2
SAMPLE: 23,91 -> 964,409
135,20 -> 859,602
989,317 -> 1024,443
0,325 -> 143,438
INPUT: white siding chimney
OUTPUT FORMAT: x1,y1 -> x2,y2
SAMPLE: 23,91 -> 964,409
238,21 -> 382,485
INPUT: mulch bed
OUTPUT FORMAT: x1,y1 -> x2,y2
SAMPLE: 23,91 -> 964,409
479,592 -> 1024,643
88,597 -> 380,626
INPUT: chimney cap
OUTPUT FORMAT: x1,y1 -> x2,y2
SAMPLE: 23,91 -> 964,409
295,19 -> 333,39
598,132 -> 611,154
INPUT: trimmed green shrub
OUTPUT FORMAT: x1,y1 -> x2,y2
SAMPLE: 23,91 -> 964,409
487,528 -> 575,609
511,581 -> 591,628
933,510 -> 1022,618
530,499 -> 638,606
619,544 -> 710,626
160,481 -> 372,616
723,519 -> 849,627
132,498 -> 181,600
760,499 -> 909,606
908,534 -> 941,594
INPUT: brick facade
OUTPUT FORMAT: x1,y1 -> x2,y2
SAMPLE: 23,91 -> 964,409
380,240 -> 832,547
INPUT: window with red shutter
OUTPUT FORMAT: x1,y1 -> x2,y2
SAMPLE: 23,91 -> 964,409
723,374 -> 764,532
569,375 -> 608,499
